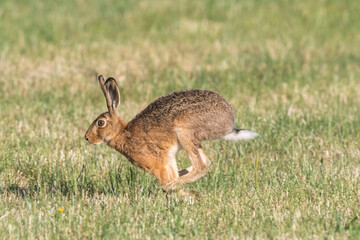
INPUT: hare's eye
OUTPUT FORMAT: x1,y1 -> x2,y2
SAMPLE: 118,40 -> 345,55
97,120 -> 105,127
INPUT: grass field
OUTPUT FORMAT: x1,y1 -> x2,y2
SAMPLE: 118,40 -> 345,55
1,0 -> 360,238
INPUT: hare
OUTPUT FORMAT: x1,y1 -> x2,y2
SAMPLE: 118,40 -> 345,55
85,75 -> 258,195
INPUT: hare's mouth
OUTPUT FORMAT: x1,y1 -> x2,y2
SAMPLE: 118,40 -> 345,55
84,135 -> 104,145
88,140 -> 104,146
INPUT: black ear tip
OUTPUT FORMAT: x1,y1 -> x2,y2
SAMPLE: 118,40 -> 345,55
98,75 -> 105,82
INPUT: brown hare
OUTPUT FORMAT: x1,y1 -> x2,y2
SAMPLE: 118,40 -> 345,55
85,76 -> 258,195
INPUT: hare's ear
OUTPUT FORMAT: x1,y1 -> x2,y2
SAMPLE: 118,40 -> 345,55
98,75 -> 120,115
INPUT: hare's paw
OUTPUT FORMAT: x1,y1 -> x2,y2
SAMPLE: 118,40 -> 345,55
163,179 -> 182,191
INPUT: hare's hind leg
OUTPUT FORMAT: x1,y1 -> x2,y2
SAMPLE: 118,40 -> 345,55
178,166 -> 193,177
165,129 -> 211,190
178,148 -> 211,177
166,147 -> 208,190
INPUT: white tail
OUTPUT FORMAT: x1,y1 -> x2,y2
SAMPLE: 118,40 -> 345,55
222,129 -> 259,141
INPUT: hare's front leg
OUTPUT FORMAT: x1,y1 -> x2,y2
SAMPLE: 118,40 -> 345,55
150,144 -> 182,193
152,147 -> 180,188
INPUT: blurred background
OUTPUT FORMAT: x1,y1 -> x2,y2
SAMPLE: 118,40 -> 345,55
1,0 -> 359,114
0,0 -> 359,238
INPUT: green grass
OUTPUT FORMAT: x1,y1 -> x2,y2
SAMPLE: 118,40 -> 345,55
1,0 -> 360,238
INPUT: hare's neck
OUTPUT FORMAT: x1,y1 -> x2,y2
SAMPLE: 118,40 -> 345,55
107,116 -> 128,152
107,130 -> 127,153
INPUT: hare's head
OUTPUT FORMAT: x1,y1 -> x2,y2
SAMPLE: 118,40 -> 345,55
85,76 -> 125,145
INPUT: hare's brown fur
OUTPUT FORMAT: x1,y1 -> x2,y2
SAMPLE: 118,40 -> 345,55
85,76 -> 257,195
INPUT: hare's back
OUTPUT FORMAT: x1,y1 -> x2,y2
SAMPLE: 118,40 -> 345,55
127,90 -> 234,131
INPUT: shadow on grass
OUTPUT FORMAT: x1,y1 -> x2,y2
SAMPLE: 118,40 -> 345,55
0,168 -> 158,200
